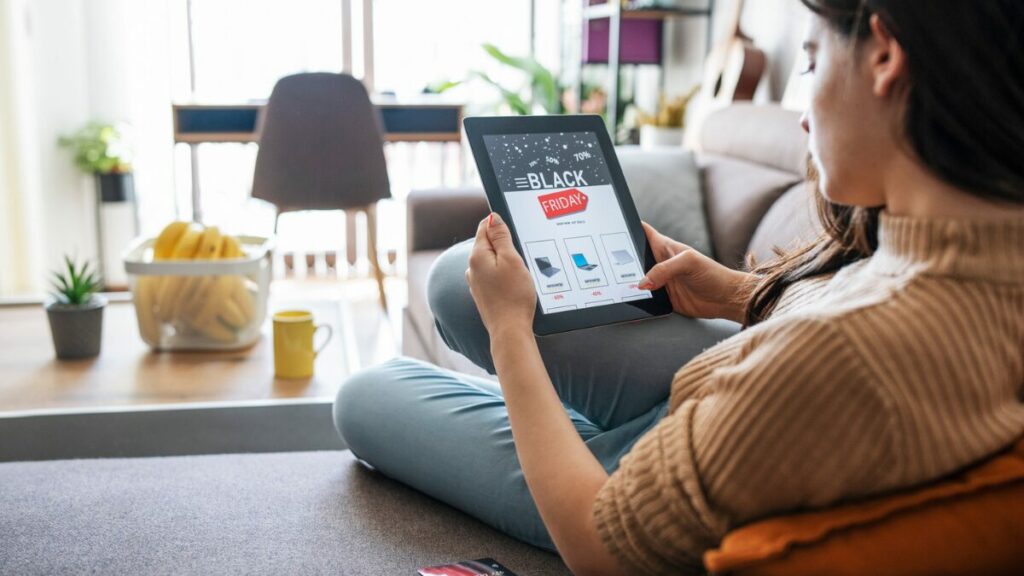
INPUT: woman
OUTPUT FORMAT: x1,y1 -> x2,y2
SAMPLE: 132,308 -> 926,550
335,1 -> 1024,574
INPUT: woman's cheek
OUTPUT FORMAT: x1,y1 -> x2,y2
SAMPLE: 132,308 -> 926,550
807,68 -> 844,201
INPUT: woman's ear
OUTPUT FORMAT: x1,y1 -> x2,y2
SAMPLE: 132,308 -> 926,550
868,13 -> 907,98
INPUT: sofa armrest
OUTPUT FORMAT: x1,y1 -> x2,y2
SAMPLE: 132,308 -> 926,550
406,187 -> 491,253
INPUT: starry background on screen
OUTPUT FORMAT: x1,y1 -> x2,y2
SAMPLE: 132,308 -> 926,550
483,131 -> 613,192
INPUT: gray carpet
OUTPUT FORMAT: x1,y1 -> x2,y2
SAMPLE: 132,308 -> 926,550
0,450 -> 569,575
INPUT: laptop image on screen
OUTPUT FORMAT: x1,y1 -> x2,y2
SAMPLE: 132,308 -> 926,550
534,256 -> 561,278
571,253 -> 599,271
611,250 -> 634,265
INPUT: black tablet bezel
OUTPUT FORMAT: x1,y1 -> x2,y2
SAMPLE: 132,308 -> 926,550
464,114 -> 673,336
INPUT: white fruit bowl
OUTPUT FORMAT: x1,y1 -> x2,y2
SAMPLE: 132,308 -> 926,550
123,235 -> 273,350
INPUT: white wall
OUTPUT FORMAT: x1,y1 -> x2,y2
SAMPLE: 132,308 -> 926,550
743,0 -> 808,102
663,0 -> 809,102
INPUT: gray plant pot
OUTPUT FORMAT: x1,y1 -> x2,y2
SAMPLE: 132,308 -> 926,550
45,295 -> 106,360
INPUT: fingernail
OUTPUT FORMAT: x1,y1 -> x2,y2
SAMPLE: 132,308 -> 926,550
638,277 -> 653,289
491,212 -> 503,225
488,213 -> 493,227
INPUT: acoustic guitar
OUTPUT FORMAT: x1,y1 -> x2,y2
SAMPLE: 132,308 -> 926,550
701,0 -> 767,105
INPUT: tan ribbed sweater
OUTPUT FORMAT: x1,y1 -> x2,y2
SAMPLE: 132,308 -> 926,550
593,213 -> 1024,575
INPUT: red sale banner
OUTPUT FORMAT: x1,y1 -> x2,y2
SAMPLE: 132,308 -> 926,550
538,188 -> 589,219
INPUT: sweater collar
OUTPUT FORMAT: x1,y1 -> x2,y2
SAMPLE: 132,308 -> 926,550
871,212 -> 1024,283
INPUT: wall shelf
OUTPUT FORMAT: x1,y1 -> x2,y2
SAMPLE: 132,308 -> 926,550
576,0 -> 715,139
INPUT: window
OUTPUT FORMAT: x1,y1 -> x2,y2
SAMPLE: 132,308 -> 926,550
183,0 -> 346,100
373,0 -> 532,97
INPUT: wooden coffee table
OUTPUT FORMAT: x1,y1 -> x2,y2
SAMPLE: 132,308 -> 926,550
0,297 -> 360,414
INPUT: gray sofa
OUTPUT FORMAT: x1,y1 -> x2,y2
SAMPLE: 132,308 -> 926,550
403,104 -> 818,375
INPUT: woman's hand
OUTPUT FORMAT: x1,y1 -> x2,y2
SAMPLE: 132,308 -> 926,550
466,212 -> 537,339
639,222 -> 756,323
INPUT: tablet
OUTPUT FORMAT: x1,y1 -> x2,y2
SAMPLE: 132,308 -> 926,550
464,114 -> 672,335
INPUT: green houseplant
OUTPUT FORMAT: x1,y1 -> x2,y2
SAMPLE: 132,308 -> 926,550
45,256 -> 106,359
58,121 -> 139,289
58,121 -> 135,202
475,43 -> 564,115
430,44 -> 570,116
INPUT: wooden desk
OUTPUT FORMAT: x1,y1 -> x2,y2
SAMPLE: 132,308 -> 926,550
0,299 -> 357,414
172,97 -> 464,222
172,99 -> 464,144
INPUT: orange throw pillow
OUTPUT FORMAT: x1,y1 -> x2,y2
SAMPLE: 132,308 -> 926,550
703,437 -> 1024,576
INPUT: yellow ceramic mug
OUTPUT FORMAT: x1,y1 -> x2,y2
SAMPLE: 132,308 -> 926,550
272,310 -> 333,379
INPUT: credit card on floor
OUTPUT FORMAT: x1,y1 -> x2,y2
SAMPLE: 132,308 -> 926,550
416,557 -> 517,576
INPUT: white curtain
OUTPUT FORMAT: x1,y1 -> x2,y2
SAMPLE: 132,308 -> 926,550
0,0 -> 46,298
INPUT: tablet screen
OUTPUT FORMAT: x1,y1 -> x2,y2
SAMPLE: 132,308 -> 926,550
483,131 -> 653,315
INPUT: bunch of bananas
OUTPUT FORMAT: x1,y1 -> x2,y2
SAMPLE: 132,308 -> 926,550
133,221 -> 257,346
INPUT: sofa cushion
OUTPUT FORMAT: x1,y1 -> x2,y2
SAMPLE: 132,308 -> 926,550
405,250 -> 493,378
616,146 -> 713,257
0,450 -> 569,575
703,437 -> 1024,576
699,103 -> 809,176
406,187 -> 490,252
746,182 -> 823,267
406,249 -> 445,356
700,154 -> 803,268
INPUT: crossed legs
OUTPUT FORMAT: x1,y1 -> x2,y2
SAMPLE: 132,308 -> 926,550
334,240 -> 739,549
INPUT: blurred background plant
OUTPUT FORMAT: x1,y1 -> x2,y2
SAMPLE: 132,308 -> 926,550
428,43 -> 567,115
478,43 -> 564,114
636,85 -> 700,128
58,122 -> 134,175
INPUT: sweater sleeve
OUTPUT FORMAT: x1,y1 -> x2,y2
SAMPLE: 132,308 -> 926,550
592,318 -> 900,575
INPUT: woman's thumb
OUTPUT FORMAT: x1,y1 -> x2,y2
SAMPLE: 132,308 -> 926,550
486,212 -> 515,252
639,250 -> 690,289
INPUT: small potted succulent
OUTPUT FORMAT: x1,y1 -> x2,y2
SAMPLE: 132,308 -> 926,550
45,256 -> 106,359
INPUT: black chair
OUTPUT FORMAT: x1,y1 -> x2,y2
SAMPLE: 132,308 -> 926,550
253,72 -> 391,310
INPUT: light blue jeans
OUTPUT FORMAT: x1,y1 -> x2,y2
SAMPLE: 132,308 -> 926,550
333,240 -> 739,551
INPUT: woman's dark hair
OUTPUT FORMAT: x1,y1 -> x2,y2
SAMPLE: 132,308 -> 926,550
743,0 -> 1024,326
